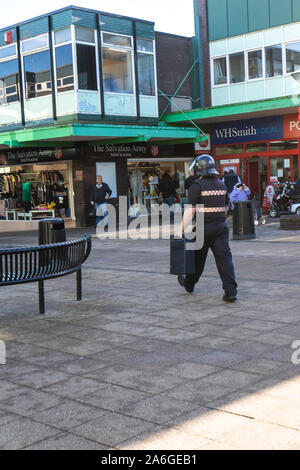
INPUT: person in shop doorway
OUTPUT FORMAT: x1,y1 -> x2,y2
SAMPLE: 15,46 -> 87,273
158,170 -> 177,208
229,182 -> 251,210
178,154 -> 238,302
90,175 -> 112,230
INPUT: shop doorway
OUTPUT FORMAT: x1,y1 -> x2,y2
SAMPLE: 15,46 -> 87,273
248,160 -> 260,197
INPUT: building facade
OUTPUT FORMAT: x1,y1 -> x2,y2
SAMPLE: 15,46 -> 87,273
164,0 -> 300,201
0,6 -> 202,229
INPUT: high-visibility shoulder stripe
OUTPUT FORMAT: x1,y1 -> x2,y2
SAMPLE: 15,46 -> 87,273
201,190 -> 227,196
197,207 -> 226,213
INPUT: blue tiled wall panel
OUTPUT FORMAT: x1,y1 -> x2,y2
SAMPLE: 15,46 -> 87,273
100,14 -> 133,35
19,17 -> 49,40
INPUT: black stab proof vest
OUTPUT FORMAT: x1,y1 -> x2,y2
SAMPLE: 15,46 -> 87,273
189,176 -> 228,224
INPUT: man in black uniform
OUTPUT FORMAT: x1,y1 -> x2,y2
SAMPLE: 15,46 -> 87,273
178,155 -> 238,302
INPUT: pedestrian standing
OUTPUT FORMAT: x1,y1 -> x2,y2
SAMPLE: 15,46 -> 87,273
229,183 -> 251,209
90,175 -> 112,229
178,155 -> 238,302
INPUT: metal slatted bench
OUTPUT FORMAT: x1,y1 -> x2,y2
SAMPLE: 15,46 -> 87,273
0,235 -> 91,314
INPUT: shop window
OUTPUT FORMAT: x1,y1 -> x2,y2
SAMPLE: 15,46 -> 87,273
293,155 -> 298,182
0,58 -> 19,104
265,44 -> 282,78
76,43 -> 97,91
137,39 -> 155,96
55,44 -> 74,93
215,144 -> 243,155
248,50 -> 263,80
0,44 -> 17,60
246,143 -> 267,153
286,41 -> 300,74
23,50 -> 52,99
269,140 -> 298,151
229,52 -> 245,84
54,28 -> 72,46
102,47 -> 133,94
213,57 -> 227,85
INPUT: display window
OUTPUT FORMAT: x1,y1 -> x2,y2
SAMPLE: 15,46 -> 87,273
0,162 -> 73,221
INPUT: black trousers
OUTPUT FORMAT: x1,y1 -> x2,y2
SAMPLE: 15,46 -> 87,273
185,221 -> 237,295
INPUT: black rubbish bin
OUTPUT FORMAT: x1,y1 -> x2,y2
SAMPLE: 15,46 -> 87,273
39,218 -> 66,245
232,200 -> 256,240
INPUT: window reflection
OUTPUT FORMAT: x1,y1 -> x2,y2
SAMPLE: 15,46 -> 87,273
102,47 -> 133,94
76,43 -> 97,91
0,59 -> 19,104
55,44 -> 74,93
137,51 -> 155,96
23,50 -> 52,99
265,44 -> 282,77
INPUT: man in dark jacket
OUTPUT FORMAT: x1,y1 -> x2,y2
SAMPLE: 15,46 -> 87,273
223,169 -> 240,194
90,175 -> 112,228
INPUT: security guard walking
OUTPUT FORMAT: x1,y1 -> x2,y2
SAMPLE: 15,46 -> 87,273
178,154 -> 238,301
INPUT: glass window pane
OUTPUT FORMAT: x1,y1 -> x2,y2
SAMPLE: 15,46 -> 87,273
0,44 -> 17,60
0,58 -> 19,105
213,57 -> 227,85
229,52 -> 245,83
265,44 -> 282,77
21,34 -> 48,53
286,41 -> 300,73
75,27 -> 95,43
54,28 -> 72,45
246,143 -> 267,152
248,50 -> 263,79
76,44 -> 97,90
215,144 -> 243,155
137,39 -> 153,53
269,140 -> 298,151
137,52 -> 155,96
55,44 -> 74,93
102,47 -> 133,94
102,33 -> 132,48
23,50 -> 51,98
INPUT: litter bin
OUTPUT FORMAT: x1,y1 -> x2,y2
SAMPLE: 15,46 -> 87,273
39,218 -> 66,245
232,200 -> 255,240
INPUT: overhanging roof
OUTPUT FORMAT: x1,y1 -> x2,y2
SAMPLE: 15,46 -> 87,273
163,95 -> 300,126
0,122 -> 206,150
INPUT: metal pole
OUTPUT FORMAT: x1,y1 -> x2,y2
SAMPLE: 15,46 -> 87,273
76,268 -> 82,301
39,280 -> 45,314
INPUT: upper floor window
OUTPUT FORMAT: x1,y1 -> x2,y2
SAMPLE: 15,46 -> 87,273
75,27 -> 97,91
286,41 -> 300,74
229,52 -> 245,83
54,28 -> 74,93
213,57 -> 227,85
0,59 -> 19,104
102,32 -> 134,94
21,34 -> 48,54
23,50 -> 52,99
248,50 -> 263,80
137,38 -> 155,96
265,44 -> 282,78
0,44 -> 17,60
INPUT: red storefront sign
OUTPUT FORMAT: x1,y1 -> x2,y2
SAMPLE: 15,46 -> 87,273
284,114 -> 300,138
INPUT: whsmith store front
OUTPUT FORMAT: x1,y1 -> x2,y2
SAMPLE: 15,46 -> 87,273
212,114 -> 300,199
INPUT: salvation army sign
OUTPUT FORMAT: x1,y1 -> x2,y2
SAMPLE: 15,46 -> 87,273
212,116 -> 284,145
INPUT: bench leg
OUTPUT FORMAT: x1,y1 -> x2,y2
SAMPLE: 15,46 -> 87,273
39,280 -> 45,314
76,268 -> 82,301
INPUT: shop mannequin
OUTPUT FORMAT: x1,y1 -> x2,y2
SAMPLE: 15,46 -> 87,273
130,165 -> 143,204
22,181 -> 32,213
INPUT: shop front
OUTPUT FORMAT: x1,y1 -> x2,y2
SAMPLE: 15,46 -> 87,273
212,115 -> 300,199
0,147 -> 77,230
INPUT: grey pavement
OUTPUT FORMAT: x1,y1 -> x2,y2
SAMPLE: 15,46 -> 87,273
0,219 -> 300,449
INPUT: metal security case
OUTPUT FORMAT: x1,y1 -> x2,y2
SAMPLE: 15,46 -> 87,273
170,236 -> 195,275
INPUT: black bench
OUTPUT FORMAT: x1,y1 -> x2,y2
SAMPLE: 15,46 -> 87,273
0,235 -> 91,314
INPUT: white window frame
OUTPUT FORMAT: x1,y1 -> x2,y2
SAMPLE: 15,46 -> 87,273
264,43 -> 284,80
0,43 -> 17,61
136,37 -> 158,98
211,55 -> 228,87
0,45 -> 19,107
246,48 -> 264,81
52,28 -> 74,96
101,30 -> 136,96
285,39 -> 300,75
74,27 -> 100,93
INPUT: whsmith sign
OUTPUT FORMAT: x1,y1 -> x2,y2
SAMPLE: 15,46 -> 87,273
212,116 -> 284,145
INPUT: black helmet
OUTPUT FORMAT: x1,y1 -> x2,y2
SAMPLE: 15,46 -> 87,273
192,154 -> 219,176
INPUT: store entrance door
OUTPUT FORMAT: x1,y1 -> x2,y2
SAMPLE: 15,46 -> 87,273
248,160 -> 260,197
